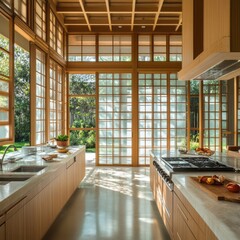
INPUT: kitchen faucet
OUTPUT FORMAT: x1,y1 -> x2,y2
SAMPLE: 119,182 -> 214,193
0,145 -> 17,171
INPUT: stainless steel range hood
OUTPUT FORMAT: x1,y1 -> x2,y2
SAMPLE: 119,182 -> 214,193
194,60 -> 240,80
178,46 -> 240,81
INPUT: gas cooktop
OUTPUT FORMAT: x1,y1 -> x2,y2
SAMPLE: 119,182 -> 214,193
161,157 -> 235,172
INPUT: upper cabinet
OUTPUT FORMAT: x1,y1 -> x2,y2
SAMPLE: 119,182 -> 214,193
179,0 -> 240,80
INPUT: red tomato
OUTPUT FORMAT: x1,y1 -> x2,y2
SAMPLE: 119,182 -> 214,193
226,183 -> 240,193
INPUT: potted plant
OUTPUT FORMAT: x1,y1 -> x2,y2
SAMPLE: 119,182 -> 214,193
55,134 -> 69,148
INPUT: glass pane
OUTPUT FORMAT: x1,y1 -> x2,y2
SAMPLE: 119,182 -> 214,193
69,97 -> 96,128
0,50 -> 10,76
0,80 -> 9,92
69,74 -> 96,95
0,125 -> 9,138
0,111 -> 8,121
0,95 -> 9,108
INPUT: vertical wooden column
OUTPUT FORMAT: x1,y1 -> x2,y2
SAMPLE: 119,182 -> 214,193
199,81 -> 203,147
132,33 -> 138,166
30,42 -> 36,145
45,53 -> 50,143
234,77 -> 238,145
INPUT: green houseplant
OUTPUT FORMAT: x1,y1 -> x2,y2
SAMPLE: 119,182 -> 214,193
55,134 -> 69,147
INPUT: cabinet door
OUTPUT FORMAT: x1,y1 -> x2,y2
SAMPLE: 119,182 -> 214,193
40,184 -> 53,236
0,223 -> 5,240
75,150 -> 86,186
6,199 -> 25,240
66,159 -> 76,199
25,193 -> 41,240
173,194 -> 196,240
25,184 -> 53,240
52,169 -> 67,220
162,183 -> 173,237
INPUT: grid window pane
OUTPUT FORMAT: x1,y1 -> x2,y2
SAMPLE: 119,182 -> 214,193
14,0 -> 27,22
169,35 -> 182,61
99,73 -> 132,164
99,35 -> 131,62
35,0 -> 46,41
68,35 -> 96,62
35,48 -> 46,145
138,35 -> 151,61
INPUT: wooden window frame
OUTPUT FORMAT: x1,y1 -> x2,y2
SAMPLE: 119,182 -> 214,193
14,0 -> 27,23
35,0 -> 46,41
0,11 -> 14,145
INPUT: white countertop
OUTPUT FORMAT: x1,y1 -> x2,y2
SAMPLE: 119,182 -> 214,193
151,149 -> 240,240
173,172 -> 240,240
0,146 -> 85,215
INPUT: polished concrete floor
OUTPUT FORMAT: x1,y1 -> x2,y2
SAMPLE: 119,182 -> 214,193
43,166 -> 170,240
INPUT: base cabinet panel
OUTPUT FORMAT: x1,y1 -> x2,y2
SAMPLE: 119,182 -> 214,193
3,149 -> 86,240
6,199 -> 25,240
0,223 -> 5,240
24,194 -> 41,240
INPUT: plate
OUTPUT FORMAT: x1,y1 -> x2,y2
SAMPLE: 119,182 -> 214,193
195,150 -> 215,156
57,148 -> 68,153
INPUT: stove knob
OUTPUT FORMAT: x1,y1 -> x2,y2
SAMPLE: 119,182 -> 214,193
165,176 -> 170,181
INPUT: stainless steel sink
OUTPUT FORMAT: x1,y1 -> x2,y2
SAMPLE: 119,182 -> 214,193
11,165 -> 46,173
0,174 -> 34,185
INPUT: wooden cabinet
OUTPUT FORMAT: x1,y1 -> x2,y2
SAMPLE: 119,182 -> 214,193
52,168 -> 67,219
24,189 -> 42,240
75,149 -> 85,185
162,182 -> 173,239
6,198 -> 25,240
173,188 -> 217,240
2,149 -> 86,240
150,157 -> 173,238
0,215 -> 5,240
0,223 -> 5,240
150,155 -> 217,240
66,157 -> 76,200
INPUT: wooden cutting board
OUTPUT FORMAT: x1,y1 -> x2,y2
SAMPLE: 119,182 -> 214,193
190,177 -> 240,203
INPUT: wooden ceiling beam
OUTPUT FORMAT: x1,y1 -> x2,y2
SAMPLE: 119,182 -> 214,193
153,0 -> 164,31
131,0 -> 136,31
105,0 -> 112,31
175,13 -> 182,31
78,0 -> 91,31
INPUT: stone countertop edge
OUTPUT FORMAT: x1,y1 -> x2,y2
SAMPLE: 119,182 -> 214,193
151,150 -> 240,240
172,172 -> 240,240
0,146 -> 85,215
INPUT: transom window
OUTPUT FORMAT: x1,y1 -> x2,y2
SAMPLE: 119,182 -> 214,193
49,10 -> 56,51
138,34 -> 181,62
14,0 -> 27,22
169,35 -> 182,61
98,35 -> 132,61
68,35 -> 96,62
35,0 -> 46,41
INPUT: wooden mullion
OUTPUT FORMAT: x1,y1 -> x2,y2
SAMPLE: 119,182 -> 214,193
45,51 -> 50,143
219,82 -> 222,151
30,42 -> 36,145
95,72 -> 99,165
132,32 -> 138,166
234,77 -> 238,145
199,81 -> 203,148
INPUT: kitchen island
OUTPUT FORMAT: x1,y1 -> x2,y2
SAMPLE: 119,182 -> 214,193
0,146 -> 85,240
150,150 -> 240,240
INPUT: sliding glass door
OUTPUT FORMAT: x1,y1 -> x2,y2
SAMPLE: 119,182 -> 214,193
98,73 -> 132,165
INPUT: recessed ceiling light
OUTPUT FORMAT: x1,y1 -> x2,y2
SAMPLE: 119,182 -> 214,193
141,26 -> 146,29
118,26 -> 122,29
